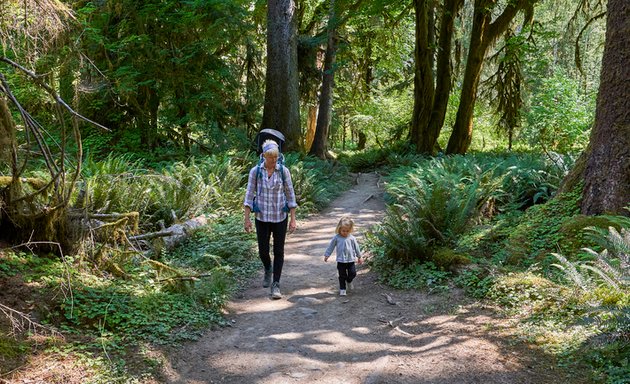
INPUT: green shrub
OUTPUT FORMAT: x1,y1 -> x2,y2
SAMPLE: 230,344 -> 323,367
166,215 -> 259,285
490,214 -> 630,384
370,253 -> 450,291
489,272 -> 571,313
284,154 -> 348,213
0,334 -> 28,359
377,155 -> 504,266
522,70 -> 595,152
500,187 -> 583,266
336,141 -> 420,173
431,247 -> 470,270
78,153 -> 248,230
453,268 -> 496,298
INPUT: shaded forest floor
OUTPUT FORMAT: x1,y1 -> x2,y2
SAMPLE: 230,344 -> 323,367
157,173 -> 588,384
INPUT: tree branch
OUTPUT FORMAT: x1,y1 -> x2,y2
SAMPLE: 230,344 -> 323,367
0,57 -> 110,131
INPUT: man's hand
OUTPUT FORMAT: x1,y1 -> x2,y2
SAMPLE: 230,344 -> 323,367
244,220 -> 253,233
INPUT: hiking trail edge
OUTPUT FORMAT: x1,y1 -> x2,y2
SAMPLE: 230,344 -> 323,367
160,172 -> 585,384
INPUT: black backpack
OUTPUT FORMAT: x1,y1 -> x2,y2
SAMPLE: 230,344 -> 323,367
255,128 -> 285,154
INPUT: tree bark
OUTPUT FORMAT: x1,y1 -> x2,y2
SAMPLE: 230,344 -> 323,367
309,0 -> 338,159
581,0 -> 630,216
410,0 -> 435,153
305,105 -> 317,151
262,0 -> 301,152
0,96 -> 18,177
137,84 -> 160,150
425,0 -> 463,154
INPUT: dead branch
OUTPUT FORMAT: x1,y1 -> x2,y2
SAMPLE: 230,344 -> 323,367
393,326 -> 413,336
0,303 -> 62,339
382,293 -> 398,305
0,57 -> 109,132
378,316 -> 405,327
68,212 -> 139,220
158,273 -> 214,283
128,230 -> 175,241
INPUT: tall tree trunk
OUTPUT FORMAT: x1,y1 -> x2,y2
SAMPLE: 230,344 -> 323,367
305,105 -> 317,151
425,0 -> 464,154
137,85 -> 159,150
309,0 -> 338,159
363,37 -> 374,94
262,0 -> 301,151
446,0 -> 534,154
357,130 -> 366,150
0,96 -> 18,178
581,0 -> 630,215
173,87 -> 190,152
410,0 -> 435,153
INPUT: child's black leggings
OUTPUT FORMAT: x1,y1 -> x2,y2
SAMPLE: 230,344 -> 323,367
255,217 -> 288,283
337,261 -> 356,289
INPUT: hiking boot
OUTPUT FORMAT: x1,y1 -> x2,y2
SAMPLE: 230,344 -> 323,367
347,281 -> 353,291
339,289 -> 347,296
271,282 -> 282,299
263,267 -> 272,288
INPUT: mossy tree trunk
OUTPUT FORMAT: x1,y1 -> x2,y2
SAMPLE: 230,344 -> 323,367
410,0 -> 435,154
411,0 -> 463,155
309,0 -> 338,159
446,0 -> 534,155
581,0 -> 630,216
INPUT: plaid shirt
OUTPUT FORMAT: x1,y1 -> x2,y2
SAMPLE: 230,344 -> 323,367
324,234 -> 362,263
244,163 -> 297,223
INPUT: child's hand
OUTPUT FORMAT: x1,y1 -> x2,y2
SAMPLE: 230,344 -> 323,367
357,257 -> 364,265
324,256 -> 329,262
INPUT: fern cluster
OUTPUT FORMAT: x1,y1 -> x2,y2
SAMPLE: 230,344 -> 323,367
375,153 -> 567,267
78,153 -> 248,231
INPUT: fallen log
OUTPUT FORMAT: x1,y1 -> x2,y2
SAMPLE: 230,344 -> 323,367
130,215 -> 209,250
128,230 -> 175,241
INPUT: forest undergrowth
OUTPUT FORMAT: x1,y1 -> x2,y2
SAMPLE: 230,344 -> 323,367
0,148 -> 628,383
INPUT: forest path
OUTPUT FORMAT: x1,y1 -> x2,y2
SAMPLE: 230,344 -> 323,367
160,172 -> 583,384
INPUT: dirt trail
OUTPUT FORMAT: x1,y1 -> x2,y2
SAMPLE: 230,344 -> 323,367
161,173 -> 583,384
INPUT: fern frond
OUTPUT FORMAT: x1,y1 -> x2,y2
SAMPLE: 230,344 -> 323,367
551,252 -> 588,290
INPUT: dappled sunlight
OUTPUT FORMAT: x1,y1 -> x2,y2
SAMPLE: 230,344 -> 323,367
267,332 -> 306,341
161,173 -> 569,384
308,331 -> 384,354
229,298 -> 294,314
290,252 -> 321,262
421,314 -> 459,326
290,287 -> 336,299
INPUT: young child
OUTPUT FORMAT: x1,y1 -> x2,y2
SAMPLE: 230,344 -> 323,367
324,216 -> 363,296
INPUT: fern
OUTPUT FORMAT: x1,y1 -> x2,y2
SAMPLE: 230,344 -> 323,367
551,252 -> 589,291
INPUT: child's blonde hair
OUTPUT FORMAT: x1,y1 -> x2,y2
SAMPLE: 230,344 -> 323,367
335,216 -> 354,234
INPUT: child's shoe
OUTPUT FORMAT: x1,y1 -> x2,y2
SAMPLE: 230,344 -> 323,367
339,289 -> 347,296
347,281 -> 353,290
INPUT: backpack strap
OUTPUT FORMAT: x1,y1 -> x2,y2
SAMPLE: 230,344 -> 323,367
255,158 -> 289,208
